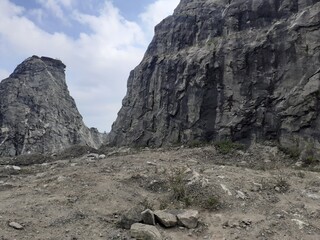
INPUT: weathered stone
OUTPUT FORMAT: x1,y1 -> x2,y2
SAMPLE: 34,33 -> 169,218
236,190 -> 246,200
177,210 -> 199,229
107,0 -> 320,157
141,209 -> 156,225
87,153 -> 99,159
0,56 -> 106,157
118,205 -> 144,229
8,221 -> 24,230
291,219 -> 309,229
154,210 -> 177,227
130,223 -> 162,240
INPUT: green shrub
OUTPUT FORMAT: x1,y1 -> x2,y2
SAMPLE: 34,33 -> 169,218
274,175 -> 290,193
302,156 -> 319,166
168,168 -> 187,202
279,146 -> 300,159
214,140 -> 244,154
168,168 -> 220,210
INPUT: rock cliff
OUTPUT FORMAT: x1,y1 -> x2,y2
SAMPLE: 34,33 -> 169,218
109,0 -> 320,154
0,56 -> 104,156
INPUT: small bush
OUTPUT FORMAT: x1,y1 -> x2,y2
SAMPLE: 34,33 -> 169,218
274,175 -> 290,193
168,168 -> 220,210
187,140 -> 205,148
214,140 -> 244,154
302,156 -> 319,166
279,146 -> 300,159
168,168 -> 187,202
296,171 -> 305,178
12,154 -> 53,166
57,145 -> 99,159
202,196 -> 220,210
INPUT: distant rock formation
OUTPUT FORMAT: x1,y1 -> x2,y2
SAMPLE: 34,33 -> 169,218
0,56 -> 104,156
109,0 -> 320,154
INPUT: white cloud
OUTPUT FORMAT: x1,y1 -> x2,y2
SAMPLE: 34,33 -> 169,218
73,2 -> 146,47
0,69 -> 10,81
36,0 -> 68,22
0,0 -> 24,17
56,0 -> 74,8
140,0 -> 180,33
28,8 -> 45,24
0,0 -> 179,132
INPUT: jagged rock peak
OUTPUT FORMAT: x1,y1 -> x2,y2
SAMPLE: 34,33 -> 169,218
108,0 -> 320,156
11,55 -> 65,77
0,56 -> 104,156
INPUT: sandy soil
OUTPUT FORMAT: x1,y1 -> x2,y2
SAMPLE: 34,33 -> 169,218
0,144 -> 319,240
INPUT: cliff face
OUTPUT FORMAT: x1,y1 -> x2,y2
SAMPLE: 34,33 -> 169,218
0,56 -> 104,156
109,0 -> 320,153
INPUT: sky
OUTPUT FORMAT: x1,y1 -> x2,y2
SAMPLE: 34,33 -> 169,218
0,0 -> 180,132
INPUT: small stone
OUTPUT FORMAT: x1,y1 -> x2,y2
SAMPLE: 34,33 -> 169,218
12,166 -> 21,170
87,153 -> 99,159
154,210 -> 177,227
147,161 -> 157,166
220,184 -> 232,196
252,182 -> 262,192
57,176 -> 66,182
291,219 -> 309,229
236,190 -> 246,200
141,209 -> 155,225
8,221 -> 24,230
275,187 -> 280,192
98,154 -> 106,159
177,210 -> 199,229
130,223 -> 162,240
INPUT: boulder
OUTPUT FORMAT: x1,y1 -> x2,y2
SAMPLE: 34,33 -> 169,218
130,223 -> 162,240
154,210 -> 177,228
141,209 -> 156,225
177,210 -> 199,229
118,205 -> 144,229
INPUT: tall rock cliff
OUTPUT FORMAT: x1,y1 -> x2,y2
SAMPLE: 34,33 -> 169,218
109,0 -> 320,153
0,56 -> 104,156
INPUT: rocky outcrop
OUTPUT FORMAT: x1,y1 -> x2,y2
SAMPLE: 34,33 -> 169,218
109,0 -> 320,154
0,56 -> 104,156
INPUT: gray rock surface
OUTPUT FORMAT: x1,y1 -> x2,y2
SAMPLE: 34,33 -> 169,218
8,221 -> 24,230
141,209 -> 156,225
118,205 -> 144,229
108,0 -> 320,155
177,210 -> 199,229
0,56 -> 105,156
130,223 -> 162,240
154,210 -> 177,227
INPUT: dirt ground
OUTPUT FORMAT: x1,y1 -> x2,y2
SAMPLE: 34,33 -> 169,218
0,144 -> 319,240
